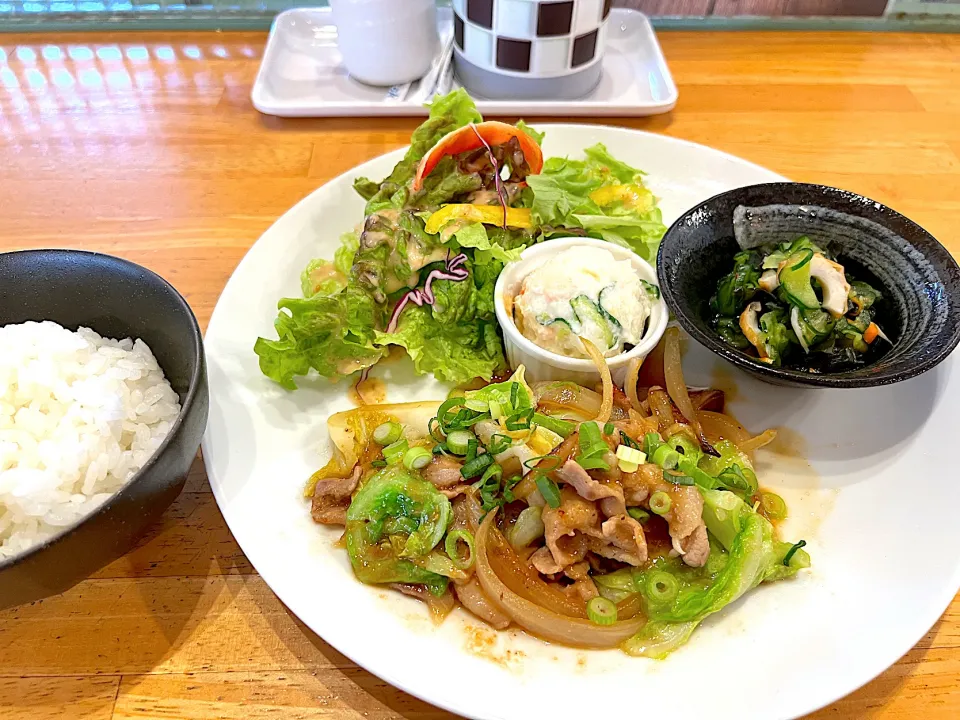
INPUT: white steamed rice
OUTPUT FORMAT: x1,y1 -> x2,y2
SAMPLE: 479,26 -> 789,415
0,321 -> 181,559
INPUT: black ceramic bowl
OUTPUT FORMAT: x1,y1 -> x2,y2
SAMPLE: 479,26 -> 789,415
0,250 -> 208,608
657,183 -> 960,388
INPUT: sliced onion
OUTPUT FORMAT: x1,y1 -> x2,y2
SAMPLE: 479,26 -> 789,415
512,474 -> 539,501
508,506 -> 546,549
625,356 -> 648,416
648,387 -> 676,431
689,389 -> 725,413
475,513 -> 646,647
697,410 -> 751,445
454,578 -> 511,630
663,328 -> 714,454
738,428 -> 778,453
512,433 -> 578,501
580,336 -> 613,425
616,592 -> 643,621
534,381 -> 602,421
664,422 -> 698,446
486,519 -> 587,618
791,306 -> 810,354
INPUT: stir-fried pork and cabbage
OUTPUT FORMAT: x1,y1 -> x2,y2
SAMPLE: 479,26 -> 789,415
306,329 -> 809,658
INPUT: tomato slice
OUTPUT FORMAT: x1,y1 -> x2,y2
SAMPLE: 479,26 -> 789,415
412,121 -> 544,192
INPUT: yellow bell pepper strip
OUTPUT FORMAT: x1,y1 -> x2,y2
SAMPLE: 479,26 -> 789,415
424,204 -> 533,234
588,183 -> 656,212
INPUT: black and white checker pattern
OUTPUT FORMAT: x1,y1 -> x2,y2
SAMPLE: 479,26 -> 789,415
452,0 -> 610,78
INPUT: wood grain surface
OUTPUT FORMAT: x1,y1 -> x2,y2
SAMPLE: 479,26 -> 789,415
0,29 -> 958,720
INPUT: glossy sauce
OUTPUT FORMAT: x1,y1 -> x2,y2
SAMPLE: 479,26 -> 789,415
348,377 -> 386,406
641,516 -> 674,563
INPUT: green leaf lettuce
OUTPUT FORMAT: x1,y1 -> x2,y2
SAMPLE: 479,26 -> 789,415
254,286 -> 387,390
526,142 -> 666,262
354,89 -> 483,214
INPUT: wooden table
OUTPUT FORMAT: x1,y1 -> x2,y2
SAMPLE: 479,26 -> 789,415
0,28 -> 958,719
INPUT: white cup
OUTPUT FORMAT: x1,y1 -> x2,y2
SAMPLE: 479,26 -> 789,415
329,0 -> 440,86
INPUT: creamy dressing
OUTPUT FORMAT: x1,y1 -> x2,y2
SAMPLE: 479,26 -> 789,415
513,247 -> 652,359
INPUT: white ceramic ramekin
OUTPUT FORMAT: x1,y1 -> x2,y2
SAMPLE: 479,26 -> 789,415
494,237 -> 669,386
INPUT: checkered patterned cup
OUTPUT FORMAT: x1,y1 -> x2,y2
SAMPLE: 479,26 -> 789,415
452,0 -> 612,99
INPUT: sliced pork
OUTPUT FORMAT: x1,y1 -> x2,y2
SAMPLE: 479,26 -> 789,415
311,465 -> 362,526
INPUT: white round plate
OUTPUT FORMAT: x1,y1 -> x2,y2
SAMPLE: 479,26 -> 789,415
203,125 -> 960,720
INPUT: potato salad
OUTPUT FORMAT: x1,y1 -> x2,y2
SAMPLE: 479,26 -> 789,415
513,247 -> 656,359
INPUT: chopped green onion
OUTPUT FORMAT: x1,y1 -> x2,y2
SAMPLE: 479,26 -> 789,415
428,417 -> 445,444
716,464 -> 758,496
432,444 -> 446,455
382,438 -> 409,465
586,596 -> 618,626
577,421 -> 609,465
510,382 -> 519,410
535,474 -> 562,508
620,431 -> 641,450
667,433 -> 701,462
373,421 -> 402,445
465,398 -> 489,413
438,397 -> 487,432
645,571 -> 679,603
486,433 -> 513,455
579,421 -> 603,451
663,470 -> 695,486
445,529 -> 475,570
532,412 -> 574,438
524,455 -> 561,472
489,399 -> 504,420
479,462 -> 503,484
461,452 -> 494,479
505,408 -> 534,431
474,463 -> 503,514
371,459 -> 387,468
643,432 -> 663,456
466,438 -> 478,463
616,445 -> 646,466
502,474 -> 522,503
603,422 -> 615,436
760,492 -> 788,521
651,444 -> 680,470
437,398 -> 466,428
783,539 -> 807,567
445,430 -> 474,456
576,454 -> 611,471
402,446 -> 432,471
649,490 -> 672,515
676,458 -> 718,489
627,507 -> 650,522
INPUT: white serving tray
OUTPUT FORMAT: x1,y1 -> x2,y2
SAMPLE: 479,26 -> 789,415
252,7 -> 678,117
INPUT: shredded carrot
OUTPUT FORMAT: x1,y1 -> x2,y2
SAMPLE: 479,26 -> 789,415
863,322 -> 880,344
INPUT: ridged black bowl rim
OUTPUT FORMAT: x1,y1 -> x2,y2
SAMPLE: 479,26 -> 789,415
657,182 -> 960,388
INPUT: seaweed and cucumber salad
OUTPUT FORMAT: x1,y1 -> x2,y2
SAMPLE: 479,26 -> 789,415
711,236 -> 891,371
